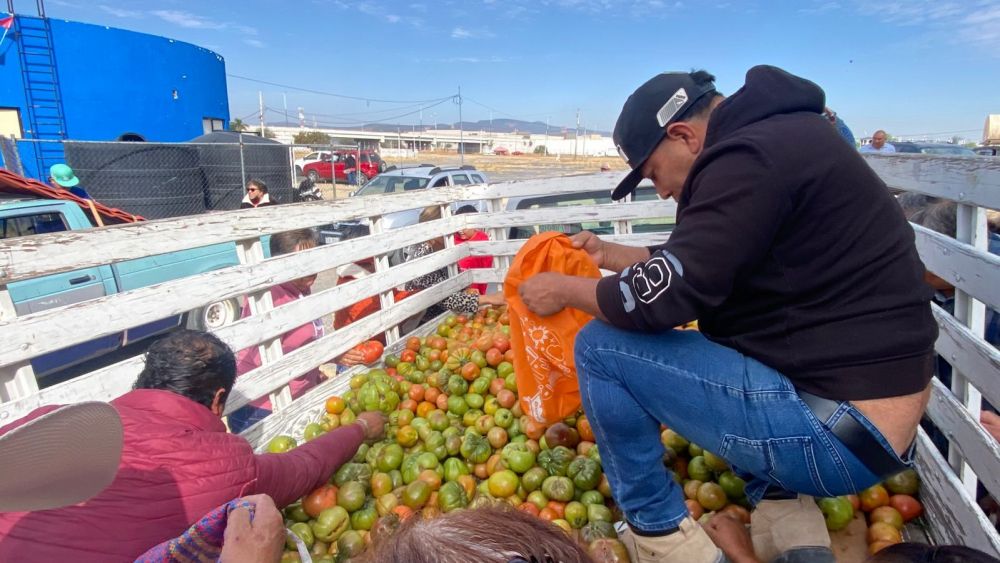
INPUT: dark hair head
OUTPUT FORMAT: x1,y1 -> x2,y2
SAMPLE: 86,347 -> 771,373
868,543 -> 1000,563
455,205 -> 478,215
419,206 -> 442,223
909,200 -> 957,238
247,178 -> 268,193
365,504 -> 593,563
681,69 -> 723,121
269,228 -> 320,257
134,329 -> 236,409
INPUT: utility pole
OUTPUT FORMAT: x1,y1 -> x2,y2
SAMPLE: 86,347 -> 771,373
282,92 -> 289,126
458,86 -> 465,166
574,108 -> 580,160
544,116 -> 549,156
258,91 -> 265,136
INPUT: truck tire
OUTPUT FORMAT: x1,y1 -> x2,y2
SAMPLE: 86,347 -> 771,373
308,170 -> 320,183
357,172 -> 369,186
188,298 -> 241,331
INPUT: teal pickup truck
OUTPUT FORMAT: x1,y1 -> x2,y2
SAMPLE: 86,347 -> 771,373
1,196 -> 243,383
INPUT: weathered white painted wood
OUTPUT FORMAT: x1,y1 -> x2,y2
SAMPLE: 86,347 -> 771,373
0,219 -> 467,369
914,224 -> 1000,311
914,429 -> 1000,555
864,153 -> 1000,211
239,313 -> 449,448
0,249 -> 468,421
0,355 -> 146,424
226,273 -> 471,413
466,233 -> 672,259
466,202 -> 677,233
0,185 -> 487,283
932,305 -> 1000,409
924,378 -> 1000,501
478,172 -> 653,201
0,289 -> 37,402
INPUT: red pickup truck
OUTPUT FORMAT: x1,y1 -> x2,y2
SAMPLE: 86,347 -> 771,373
302,151 -> 385,184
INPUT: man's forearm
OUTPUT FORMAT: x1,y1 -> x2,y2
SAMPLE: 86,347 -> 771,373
561,276 -> 608,323
602,242 -> 651,273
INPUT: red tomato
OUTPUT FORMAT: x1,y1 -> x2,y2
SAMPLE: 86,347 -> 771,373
359,340 -> 384,364
400,349 -> 417,363
486,348 -> 503,367
889,494 -> 923,522
518,502 -> 540,517
406,336 -> 422,351
303,484 -> 339,518
492,335 -> 511,354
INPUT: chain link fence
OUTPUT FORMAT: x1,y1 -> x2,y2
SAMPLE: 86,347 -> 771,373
1,137 -> 370,220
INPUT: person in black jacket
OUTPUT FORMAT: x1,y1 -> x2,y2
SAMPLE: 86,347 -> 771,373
518,66 -> 936,563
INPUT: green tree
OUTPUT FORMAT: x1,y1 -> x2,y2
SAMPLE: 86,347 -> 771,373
229,118 -> 247,132
294,130 -> 332,145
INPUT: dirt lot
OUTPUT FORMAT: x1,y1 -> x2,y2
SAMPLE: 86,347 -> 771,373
315,151 -> 626,199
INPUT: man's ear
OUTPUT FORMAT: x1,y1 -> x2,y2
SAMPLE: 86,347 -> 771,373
667,121 -> 703,155
210,388 -> 227,417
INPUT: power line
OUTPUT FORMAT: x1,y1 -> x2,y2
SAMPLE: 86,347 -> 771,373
228,73 -> 454,105
463,96 -> 557,121
263,97 -> 453,128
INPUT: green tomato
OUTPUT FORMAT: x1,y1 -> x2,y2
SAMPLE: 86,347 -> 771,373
284,503 -> 310,523
350,503 -> 378,531
521,467 -> 549,493
493,408 -> 514,429
465,393 -> 485,410
580,490 -> 605,506
565,501 -> 588,529
501,443 -> 537,474
542,476 -> 575,502
287,522 -> 314,550
310,506 -> 349,543
817,496 -> 855,531
266,435 -> 296,453
438,481 -> 469,513
567,457 -> 602,491
376,444 -> 405,472
497,361 -> 514,378
587,503 -> 613,523
448,394 -> 470,416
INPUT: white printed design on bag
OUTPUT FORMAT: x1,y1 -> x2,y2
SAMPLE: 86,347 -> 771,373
522,319 -> 572,423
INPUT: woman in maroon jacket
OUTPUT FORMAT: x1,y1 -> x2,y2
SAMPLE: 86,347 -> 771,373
0,330 -> 385,562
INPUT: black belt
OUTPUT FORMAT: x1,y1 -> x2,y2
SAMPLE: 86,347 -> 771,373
798,390 -> 908,479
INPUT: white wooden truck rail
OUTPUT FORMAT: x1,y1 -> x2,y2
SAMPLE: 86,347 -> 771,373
0,159 -> 997,554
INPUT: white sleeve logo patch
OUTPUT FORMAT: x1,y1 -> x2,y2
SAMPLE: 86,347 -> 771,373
630,256 -> 673,304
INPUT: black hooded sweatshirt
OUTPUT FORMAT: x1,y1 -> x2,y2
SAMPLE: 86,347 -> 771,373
595,65 -> 937,400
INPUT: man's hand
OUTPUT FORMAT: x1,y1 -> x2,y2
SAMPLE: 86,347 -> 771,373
338,348 -> 367,367
703,512 -> 760,563
570,231 -> 606,269
519,273 -> 569,317
355,411 -> 388,442
221,494 -> 285,563
479,292 -> 506,307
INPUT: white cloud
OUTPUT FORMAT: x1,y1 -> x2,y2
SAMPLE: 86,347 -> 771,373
99,5 -> 142,18
451,26 -> 494,39
855,0 -> 1000,51
799,1 -> 840,14
151,10 -> 227,29
386,14 -> 401,23
243,38 -> 265,48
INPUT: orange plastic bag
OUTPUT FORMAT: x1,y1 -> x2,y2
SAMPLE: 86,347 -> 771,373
503,232 -> 602,424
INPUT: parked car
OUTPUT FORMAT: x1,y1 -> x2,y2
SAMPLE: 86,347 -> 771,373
493,147 -> 509,156
892,142 -> 978,156
302,150 -> 386,184
975,145 -> 999,156
319,164 -> 488,245
293,150 -> 331,175
0,196 -> 245,383
506,185 -> 676,240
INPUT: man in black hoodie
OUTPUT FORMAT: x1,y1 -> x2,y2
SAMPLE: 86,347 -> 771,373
519,66 -> 936,562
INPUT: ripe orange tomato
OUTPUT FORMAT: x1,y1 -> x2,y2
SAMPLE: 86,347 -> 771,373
400,349 -> 416,363
859,484 -> 890,512
325,396 -> 346,415
576,416 -> 595,442
303,484 -> 339,518
358,340 -> 384,364
889,494 -> 923,522
518,502 -> 540,517
406,337 -> 422,352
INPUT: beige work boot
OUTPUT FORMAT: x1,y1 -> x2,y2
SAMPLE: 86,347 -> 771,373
620,517 -> 723,563
750,495 -> 831,563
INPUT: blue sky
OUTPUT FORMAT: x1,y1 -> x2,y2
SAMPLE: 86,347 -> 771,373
33,0 -> 1000,140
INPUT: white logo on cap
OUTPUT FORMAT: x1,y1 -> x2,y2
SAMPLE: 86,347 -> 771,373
616,144 -> 629,164
656,88 -> 688,127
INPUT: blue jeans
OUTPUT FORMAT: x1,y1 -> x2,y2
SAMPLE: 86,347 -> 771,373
227,405 -> 271,434
347,171 -> 357,185
575,321 -> 912,533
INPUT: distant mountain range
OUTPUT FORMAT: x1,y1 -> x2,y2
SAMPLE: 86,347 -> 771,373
267,118 -> 610,136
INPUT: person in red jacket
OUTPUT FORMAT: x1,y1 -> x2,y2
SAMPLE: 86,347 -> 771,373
453,205 -> 494,296
0,329 -> 385,562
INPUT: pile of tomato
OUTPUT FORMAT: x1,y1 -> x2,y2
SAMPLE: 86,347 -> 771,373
662,427 -> 925,555
266,306 -> 926,562
268,306 -> 631,562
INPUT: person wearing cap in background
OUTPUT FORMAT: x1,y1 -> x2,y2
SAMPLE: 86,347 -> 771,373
0,329 -> 385,562
518,66 -> 936,562
49,163 -> 92,200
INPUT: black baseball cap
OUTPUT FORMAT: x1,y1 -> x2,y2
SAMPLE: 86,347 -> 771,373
611,71 -> 718,200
